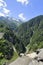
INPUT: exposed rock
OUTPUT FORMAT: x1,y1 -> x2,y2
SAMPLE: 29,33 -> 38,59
29,60 -> 43,65
26,52 -> 38,59
37,49 -> 43,62
29,60 -> 39,65
9,48 -> 43,65
36,49 -> 43,54
9,56 -> 31,65
28,48 -> 43,65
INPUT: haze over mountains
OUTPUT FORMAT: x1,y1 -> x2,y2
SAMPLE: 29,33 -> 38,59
0,16 -> 22,31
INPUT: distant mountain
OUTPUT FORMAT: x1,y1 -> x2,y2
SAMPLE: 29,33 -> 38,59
0,15 -> 43,52
7,17 -> 23,26
0,16 -> 26,62
0,16 -> 22,32
16,15 -> 43,51
0,15 -> 43,64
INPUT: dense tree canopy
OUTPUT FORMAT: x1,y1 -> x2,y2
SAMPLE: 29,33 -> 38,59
3,29 -> 26,55
16,15 -> 43,51
0,39 -> 14,59
0,15 -> 43,63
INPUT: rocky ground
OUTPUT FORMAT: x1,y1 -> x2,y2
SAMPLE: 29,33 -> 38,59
28,49 -> 43,65
9,56 -> 31,65
9,48 -> 43,65
29,60 -> 43,65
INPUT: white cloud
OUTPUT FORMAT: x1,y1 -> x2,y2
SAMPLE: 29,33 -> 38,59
0,0 -> 7,7
0,2 -> 3,7
0,12 -> 5,16
3,8 -> 10,14
18,13 -> 26,20
16,0 -> 29,5
0,0 -> 10,17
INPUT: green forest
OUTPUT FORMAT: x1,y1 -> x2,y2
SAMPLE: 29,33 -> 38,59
0,15 -> 43,64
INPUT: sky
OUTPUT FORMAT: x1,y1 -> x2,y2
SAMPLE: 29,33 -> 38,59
0,0 -> 43,21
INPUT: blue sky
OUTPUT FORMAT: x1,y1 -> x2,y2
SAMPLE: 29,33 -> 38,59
0,0 -> 43,21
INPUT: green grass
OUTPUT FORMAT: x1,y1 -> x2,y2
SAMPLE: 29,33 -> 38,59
9,51 -> 18,63
0,51 -> 18,65
0,28 -> 4,32
0,58 -> 8,65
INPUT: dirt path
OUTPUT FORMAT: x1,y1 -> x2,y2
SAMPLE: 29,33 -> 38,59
9,56 -> 31,65
0,33 -> 4,39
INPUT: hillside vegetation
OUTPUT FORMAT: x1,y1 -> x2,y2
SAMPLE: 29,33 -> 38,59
16,15 -> 43,51
0,15 -> 43,64
0,28 -> 26,65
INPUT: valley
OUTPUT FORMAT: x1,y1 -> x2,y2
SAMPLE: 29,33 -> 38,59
0,15 -> 43,65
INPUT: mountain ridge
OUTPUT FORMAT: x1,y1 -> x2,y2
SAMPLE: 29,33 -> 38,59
0,16 -> 23,32
15,15 -> 43,51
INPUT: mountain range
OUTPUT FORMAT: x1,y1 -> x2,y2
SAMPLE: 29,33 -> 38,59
0,15 -> 43,64
0,16 -> 22,32
16,15 -> 43,51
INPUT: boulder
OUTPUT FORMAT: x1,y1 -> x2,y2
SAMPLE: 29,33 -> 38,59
28,49 -> 43,65
37,49 -> 43,62
26,52 -> 37,59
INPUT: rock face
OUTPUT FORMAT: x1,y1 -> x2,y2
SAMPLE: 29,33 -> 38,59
26,52 -> 37,59
28,48 -> 43,65
29,60 -> 43,65
37,49 -> 43,61
9,49 -> 43,65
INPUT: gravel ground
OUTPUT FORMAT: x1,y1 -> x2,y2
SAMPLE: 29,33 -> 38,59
9,56 -> 31,65
9,49 -> 43,65
28,60 -> 43,65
